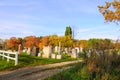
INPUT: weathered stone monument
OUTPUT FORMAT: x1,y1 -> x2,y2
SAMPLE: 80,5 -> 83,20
38,50 -> 42,57
18,44 -> 22,54
23,48 -> 27,53
74,47 -> 80,54
27,48 -> 31,55
42,46 -> 52,58
64,48 -> 69,54
54,46 -> 59,53
56,42 -> 62,59
80,47 -> 83,52
56,54 -> 62,59
71,48 -> 77,58
31,46 -> 39,56
51,54 -> 56,59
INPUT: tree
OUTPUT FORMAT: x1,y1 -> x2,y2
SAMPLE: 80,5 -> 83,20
87,39 -> 111,50
79,40 -> 88,48
24,36 -> 40,48
59,36 -> 74,47
65,26 -> 72,37
98,0 -> 120,23
49,35 -> 59,46
41,36 -> 50,46
6,37 -> 19,50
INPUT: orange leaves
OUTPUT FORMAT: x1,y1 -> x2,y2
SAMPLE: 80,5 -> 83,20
6,37 -> 19,50
98,0 -> 120,23
41,36 -> 50,46
39,43 -> 43,50
25,36 -> 40,48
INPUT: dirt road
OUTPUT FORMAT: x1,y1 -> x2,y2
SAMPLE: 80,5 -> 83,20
0,60 -> 82,80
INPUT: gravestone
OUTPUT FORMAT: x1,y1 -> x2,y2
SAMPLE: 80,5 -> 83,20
80,47 -> 83,52
38,50 -> 42,57
64,48 -> 68,54
18,44 -> 22,54
55,46 -> 59,53
23,48 -> 27,53
27,48 -> 31,55
71,49 -> 77,58
74,47 -> 80,54
56,54 -> 62,59
51,54 -> 56,59
31,46 -> 39,56
42,46 -> 52,58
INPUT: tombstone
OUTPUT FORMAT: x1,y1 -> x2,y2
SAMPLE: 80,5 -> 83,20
42,46 -> 52,58
18,44 -> 22,54
58,42 -> 61,55
31,46 -> 39,56
75,47 -> 80,54
71,49 -> 77,58
38,51 -> 42,57
64,48 -> 69,54
27,48 -> 31,55
56,54 -> 62,59
23,48 -> 27,53
51,54 -> 56,59
55,46 -> 59,53
87,49 -> 92,57
80,47 -> 83,52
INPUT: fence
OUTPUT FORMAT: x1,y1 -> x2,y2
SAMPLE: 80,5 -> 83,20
0,50 -> 18,65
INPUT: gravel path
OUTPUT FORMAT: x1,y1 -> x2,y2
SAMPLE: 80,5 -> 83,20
0,60 -> 82,80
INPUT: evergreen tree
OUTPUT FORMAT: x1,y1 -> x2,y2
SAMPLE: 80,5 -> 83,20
65,26 -> 72,37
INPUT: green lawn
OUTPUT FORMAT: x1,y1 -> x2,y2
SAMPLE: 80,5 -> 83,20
45,53 -> 120,80
0,53 -> 77,71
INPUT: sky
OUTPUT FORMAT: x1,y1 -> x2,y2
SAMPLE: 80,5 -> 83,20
0,0 -> 120,40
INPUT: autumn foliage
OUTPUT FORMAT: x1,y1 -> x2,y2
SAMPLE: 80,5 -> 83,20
24,36 -> 40,48
6,37 -> 20,50
98,0 -> 120,23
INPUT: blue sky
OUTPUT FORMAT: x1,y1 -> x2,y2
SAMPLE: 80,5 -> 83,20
0,0 -> 119,40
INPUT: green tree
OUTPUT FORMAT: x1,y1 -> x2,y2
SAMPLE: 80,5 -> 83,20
65,26 -> 72,37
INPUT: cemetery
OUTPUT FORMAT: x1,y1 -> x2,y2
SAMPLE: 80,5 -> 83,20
1,0 -> 120,79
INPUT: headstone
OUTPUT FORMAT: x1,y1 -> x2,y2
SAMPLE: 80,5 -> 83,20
18,44 -> 22,54
31,46 -> 39,56
56,54 -> 62,59
42,46 -> 52,58
38,51 -> 42,57
80,47 -> 83,52
27,48 -> 31,55
55,46 -> 59,53
51,54 -> 56,59
71,49 -> 77,58
23,48 -> 27,53
58,42 -> 61,54
64,48 -> 68,54
75,47 -> 80,54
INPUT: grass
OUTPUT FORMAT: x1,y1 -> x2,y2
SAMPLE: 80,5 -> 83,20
45,62 -> 84,80
0,53 -> 77,71
45,53 -> 120,80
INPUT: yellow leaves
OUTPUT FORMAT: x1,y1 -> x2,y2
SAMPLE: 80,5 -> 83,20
39,43 -> 43,50
79,40 -> 87,48
98,0 -> 120,23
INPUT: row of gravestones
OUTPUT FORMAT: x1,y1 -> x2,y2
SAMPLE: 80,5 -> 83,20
21,46 -> 83,59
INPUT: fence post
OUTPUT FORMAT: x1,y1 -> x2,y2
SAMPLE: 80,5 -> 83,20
2,52 -> 4,60
15,52 -> 18,66
7,53 -> 10,62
